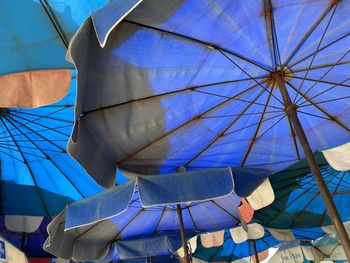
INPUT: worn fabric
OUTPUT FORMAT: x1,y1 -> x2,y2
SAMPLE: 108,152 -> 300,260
44,168 -> 269,261
67,0 -> 350,188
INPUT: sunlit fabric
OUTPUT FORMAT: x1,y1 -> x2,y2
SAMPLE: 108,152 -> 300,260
193,228 -> 325,262
254,152 -> 350,228
44,168 -> 269,261
67,0 -> 350,188
0,72 -> 104,216
0,0 -> 108,108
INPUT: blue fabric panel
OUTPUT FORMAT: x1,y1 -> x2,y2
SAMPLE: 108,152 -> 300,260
92,0 -> 141,46
65,181 -> 136,230
138,168 -> 233,206
114,232 -> 189,260
230,168 -> 269,197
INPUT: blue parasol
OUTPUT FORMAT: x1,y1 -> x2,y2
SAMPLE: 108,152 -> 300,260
65,1 -> 350,257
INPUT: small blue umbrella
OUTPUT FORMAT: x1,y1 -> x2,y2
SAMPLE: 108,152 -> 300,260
64,1 -> 350,257
44,168 -> 269,262
0,73 -> 104,216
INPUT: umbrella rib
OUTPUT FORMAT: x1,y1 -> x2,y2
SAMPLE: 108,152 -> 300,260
253,114 -> 287,142
0,142 -> 49,159
4,117 -> 86,197
152,206 -> 166,234
289,75 -> 350,88
0,106 -> 70,136
299,75 -> 350,105
183,88 -> 266,167
287,115 -> 301,160
241,86 -> 274,166
263,0 -> 282,67
0,118 -> 50,216
193,89 -> 284,110
291,60 -> 350,73
0,148 -> 25,164
0,141 -> 62,153
10,109 -> 73,124
6,116 -> 67,152
263,0 -> 277,68
210,200 -> 240,222
217,49 -> 284,105
186,204 -> 199,232
289,31 -> 350,69
113,208 -> 145,241
79,76 -> 268,117
294,47 -> 350,105
285,81 -> 350,133
292,3 -> 338,103
297,110 -> 333,121
117,82 -> 261,165
123,20 -> 271,72
6,111 -> 71,138
201,110 -> 282,119
299,95 -> 350,107
222,112 -> 285,137
283,1 -> 337,66
39,0 -> 69,48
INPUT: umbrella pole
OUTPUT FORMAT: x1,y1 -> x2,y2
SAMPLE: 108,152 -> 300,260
176,204 -> 191,263
252,240 -> 260,263
20,233 -> 25,251
276,72 -> 350,260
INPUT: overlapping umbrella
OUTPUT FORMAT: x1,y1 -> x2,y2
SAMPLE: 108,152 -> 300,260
65,0 -> 350,257
44,168 -> 270,262
254,152 -> 350,229
0,73 -> 103,216
193,226 -> 325,262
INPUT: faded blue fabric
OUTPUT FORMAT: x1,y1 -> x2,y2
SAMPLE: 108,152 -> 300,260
138,168 -> 233,206
67,0 -> 350,188
0,0 -> 108,75
65,167 -> 269,230
0,72 -> 104,216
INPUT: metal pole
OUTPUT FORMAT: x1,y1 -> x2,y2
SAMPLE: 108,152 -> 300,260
176,204 -> 191,263
275,71 -> 350,260
252,240 -> 260,263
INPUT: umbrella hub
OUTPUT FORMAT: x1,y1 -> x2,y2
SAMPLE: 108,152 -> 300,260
265,66 -> 293,88
0,108 -> 9,117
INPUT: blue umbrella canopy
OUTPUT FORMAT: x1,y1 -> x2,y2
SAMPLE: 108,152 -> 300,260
253,152 -> 350,228
44,168 -> 269,261
66,0 -> 350,189
0,73 -> 104,216
0,0 -> 108,108
0,0 -> 108,75
193,227 -> 325,262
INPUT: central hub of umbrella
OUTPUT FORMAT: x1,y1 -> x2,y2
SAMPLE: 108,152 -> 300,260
0,108 -> 9,117
264,66 -> 293,88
